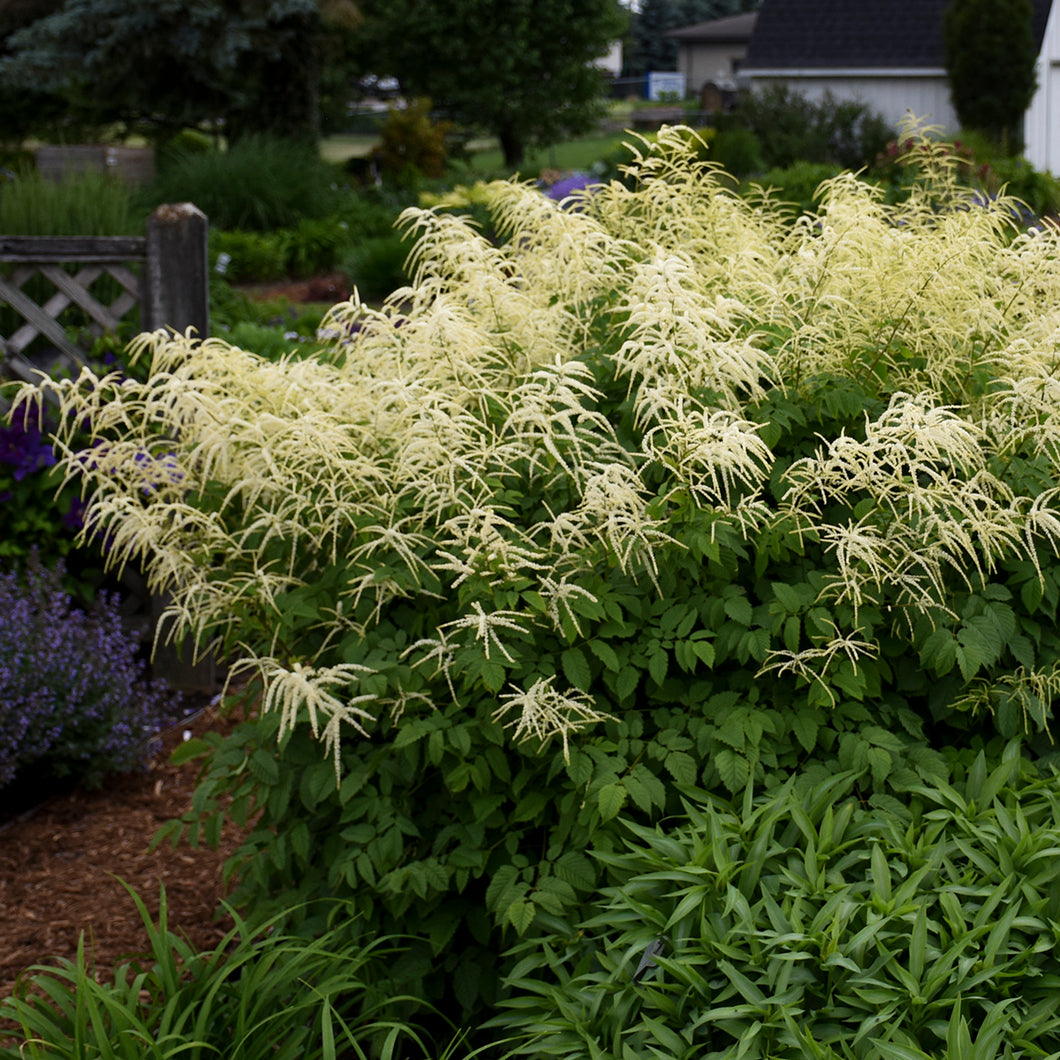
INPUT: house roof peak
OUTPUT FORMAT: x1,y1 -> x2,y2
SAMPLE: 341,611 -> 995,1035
743,0 -> 1052,71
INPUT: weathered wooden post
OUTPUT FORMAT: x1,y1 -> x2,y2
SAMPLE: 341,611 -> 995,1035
144,203 -> 209,339
143,203 -> 217,693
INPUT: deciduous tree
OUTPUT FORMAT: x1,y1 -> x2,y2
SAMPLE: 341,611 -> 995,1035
357,0 -> 627,169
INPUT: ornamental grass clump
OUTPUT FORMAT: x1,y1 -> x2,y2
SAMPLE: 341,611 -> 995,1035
0,558 -> 180,790
15,124 -> 1060,1017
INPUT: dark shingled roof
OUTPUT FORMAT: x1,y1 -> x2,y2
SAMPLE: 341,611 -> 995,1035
666,11 -> 758,43
743,0 -> 1052,70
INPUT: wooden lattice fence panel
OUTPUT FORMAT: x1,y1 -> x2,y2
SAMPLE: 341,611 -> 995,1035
0,206 -> 215,690
0,236 -> 148,382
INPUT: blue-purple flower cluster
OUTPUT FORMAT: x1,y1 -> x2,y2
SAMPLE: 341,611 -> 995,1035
0,417 -> 56,497
0,559 -> 183,790
540,171 -> 597,204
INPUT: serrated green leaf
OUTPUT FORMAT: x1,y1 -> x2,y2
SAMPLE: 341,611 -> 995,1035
616,665 -> 640,700
724,595 -> 753,626
588,639 -> 621,672
453,961 -> 481,1010
248,748 -> 279,785
486,864 -> 522,913
692,639 -> 715,667
562,646 -> 593,691
623,772 -> 653,812
772,581 -> 803,612
167,737 -> 213,765
714,714 -> 746,750
867,746 -> 891,787
507,898 -> 537,935
565,748 -> 592,787
647,649 -> 668,686
481,660 -> 506,692
598,782 -> 627,820
393,720 -> 430,749
791,710 -> 818,753
1022,578 -> 1044,613
664,750 -> 698,786
955,643 -> 979,682
715,748 -> 749,792
553,851 -> 596,891
290,820 -> 310,862
300,760 -> 337,809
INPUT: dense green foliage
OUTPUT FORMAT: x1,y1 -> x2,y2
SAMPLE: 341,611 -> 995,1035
16,126 -> 1060,1053
370,98 -> 453,185
0,167 -> 140,235
0,0 -> 360,144
356,0 -> 627,168
143,134 -> 341,232
944,0 -> 1039,153
729,85 -> 892,170
496,752 -> 1060,1058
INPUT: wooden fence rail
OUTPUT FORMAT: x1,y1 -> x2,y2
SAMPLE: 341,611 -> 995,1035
0,203 -> 215,691
0,203 -> 208,382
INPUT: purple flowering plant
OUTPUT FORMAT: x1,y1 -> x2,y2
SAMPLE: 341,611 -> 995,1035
538,170 -> 598,206
0,396 -> 87,580
0,555 -> 182,790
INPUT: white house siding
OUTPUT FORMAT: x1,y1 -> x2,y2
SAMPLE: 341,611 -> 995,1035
1025,0 -> 1060,173
677,43 -> 749,94
742,71 -> 959,136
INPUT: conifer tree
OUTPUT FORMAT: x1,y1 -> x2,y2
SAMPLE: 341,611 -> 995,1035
944,0 -> 1038,153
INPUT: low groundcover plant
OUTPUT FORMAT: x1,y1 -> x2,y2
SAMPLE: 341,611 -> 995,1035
13,123 -> 1060,1045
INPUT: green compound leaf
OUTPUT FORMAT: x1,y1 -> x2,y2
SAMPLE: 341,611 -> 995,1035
598,782 -> 627,821
664,750 -> 698,786
715,748 -> 749,792
506,898 -> 537,935
588,639 -> 621,672
561,646 -> 593,691
248,748 -> 280,785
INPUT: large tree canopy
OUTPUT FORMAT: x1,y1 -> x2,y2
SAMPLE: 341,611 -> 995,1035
358,0 -> 628,169
0,0 -> 360,144
0,0 -> 65,144
944,0 -> 1038,153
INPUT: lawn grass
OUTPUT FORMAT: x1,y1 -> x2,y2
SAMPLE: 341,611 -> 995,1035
320,127 -> 634,181
461,132 -> 631,179
319,135 -> 381,164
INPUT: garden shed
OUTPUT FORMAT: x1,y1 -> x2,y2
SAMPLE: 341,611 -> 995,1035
665,11 -> 758,100
690,0 -> 1060,173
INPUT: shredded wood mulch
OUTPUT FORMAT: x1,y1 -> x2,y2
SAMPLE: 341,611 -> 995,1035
0,698 -> 252,1005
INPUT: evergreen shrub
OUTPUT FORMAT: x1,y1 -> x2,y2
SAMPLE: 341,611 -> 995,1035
18,125 -> 1060,1026
733,85 -> 891,170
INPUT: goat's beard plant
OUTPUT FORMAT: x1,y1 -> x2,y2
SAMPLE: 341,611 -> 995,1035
14,124 -> 1060,1005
